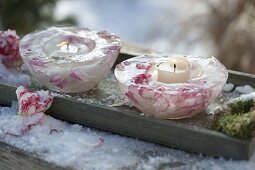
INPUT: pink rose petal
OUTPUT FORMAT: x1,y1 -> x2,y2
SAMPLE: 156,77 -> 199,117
0,29 -> 23,68
16,86 -> 53,116
2,112 -> 45,136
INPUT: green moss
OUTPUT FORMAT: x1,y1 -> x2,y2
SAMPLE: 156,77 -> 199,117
228,99 -> 254,114
212,111 -> 255,138
211,99 -> 255,138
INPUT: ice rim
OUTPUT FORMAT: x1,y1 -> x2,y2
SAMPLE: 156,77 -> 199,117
19,27 -> 121,93
114,54 -> 228,119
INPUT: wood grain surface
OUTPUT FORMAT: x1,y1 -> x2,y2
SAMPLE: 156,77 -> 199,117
0,141 -> 67,170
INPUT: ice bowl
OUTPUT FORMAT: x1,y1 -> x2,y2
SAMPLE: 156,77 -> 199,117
114,54 -> 228,119
20,27 -> 121,93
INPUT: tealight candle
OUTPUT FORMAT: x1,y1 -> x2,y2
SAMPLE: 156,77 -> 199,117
157,56 -> 190,84
56,41 -> 79,54
42,35 -> 94,59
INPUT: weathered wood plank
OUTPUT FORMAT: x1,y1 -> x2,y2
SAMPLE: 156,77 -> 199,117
228,70 -> 255,87
0,141 -> 66,170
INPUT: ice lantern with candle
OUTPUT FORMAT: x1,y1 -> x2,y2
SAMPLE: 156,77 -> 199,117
20,27 -> 121,93
114,55 -> 228,119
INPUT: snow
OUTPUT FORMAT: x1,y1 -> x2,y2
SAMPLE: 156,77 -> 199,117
223,83 -> 235,92
0,102 -> 255,170
227,92 -> 255,105
52,73 -> 126,106
235,85 -> 255,94
0,62 -> 30,86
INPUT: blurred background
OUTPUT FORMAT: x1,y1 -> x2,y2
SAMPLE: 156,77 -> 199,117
0,0 -> 254,74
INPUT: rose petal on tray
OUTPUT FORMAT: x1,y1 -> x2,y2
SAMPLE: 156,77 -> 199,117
2,112 -> 45,136
43,116 -> 64,134
16,86 -> 53,116
21,112 -> 45,133
80,138 -> 104,148
1,86 -> 54,136
0,29 -> 23,68
1,115 -> 24,136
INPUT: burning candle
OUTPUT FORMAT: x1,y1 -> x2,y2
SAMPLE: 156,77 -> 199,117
43,36 -> 93,59
57,41 -> 78,53
157,56 -> 190,84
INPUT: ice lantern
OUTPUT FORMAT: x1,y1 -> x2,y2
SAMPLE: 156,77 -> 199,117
114,54 -> 228,119
20,27 -> 121,93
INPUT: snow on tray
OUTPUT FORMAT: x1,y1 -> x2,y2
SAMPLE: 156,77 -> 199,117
235,85 -> 255,94
223,83 -> 234,92
227,92 -> 255,105
0,62 -> 30,86
0,102 -> 254,170
52,73 -> 127,106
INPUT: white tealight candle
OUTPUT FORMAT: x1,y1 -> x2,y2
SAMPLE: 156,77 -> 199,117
50,41 -> 89,57
157,56 -> 190,84
42,35 -> 94,59
58,41 -> 78,53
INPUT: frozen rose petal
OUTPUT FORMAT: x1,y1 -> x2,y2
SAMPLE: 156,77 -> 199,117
97,31 -> 119,40
123,61 -> 131,66
70,69 -> 83,80
50,74 -> 67,89
16,86 -> 53,116
125,91 -> 139,105
132,74 -> 151,84
136,63 -> 152,71
29,57 -> 48,73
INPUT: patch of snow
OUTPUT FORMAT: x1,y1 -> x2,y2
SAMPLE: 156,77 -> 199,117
223,83 -> 235,92
235,85 -> 255,94
0,102 -> 254,170
0,62 -> 30,86
51,73 -> 126,106
227,92 -> 255,104
206,103 -> 221,115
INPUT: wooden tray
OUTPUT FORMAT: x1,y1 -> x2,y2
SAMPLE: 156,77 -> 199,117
0,46 -> 255,160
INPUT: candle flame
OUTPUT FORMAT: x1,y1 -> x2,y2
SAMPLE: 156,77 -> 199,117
56,41 -> 69,48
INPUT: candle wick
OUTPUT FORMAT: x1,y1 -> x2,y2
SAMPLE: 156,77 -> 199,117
174,64 -> 176,73
157,62 -> 163,67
